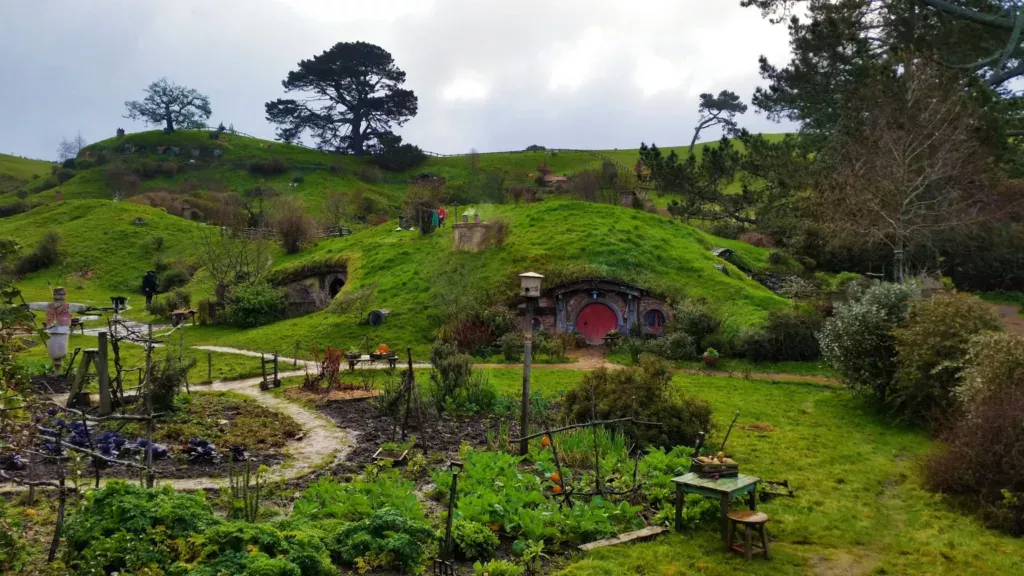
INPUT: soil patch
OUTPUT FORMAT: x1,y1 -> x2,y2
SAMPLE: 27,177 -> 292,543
989,302 -> 1024,336
9,448 -> 286,482
316,398 -> 519,469
283,387 -> 380,404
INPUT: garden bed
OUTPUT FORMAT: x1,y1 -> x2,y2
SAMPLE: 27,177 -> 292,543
316,397 -> 515,468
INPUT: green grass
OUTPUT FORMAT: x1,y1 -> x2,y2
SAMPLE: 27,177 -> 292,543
480,367 -> 1024,575
0,152 -> 53,193
18,331 -> 266,386
182,198 -> 790,359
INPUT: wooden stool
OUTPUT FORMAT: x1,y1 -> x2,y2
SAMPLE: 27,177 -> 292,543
726,510 -> 770,560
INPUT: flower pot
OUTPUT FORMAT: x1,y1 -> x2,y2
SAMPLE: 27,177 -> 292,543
703,355 -> 719,368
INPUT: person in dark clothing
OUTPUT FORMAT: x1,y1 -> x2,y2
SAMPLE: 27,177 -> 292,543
142,270 -> 158,310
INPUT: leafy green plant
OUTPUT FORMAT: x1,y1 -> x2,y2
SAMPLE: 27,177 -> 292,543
173,521 -> 334,576
474,559 -> 524,576
325,507 -> 435,573
292,471 -> 423,523
62,481 -> 221,575
452,519 -> 500,560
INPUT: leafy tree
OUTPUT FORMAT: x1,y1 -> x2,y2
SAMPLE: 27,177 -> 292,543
640,133 -> 810,226
743,0 -> 1024,142
124,78 -> 212,133
265,42 -> 418,155
689,90 -> 747,154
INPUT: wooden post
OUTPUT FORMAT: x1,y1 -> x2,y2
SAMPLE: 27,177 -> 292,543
96,332 -> 111,416
294,342 -> 299,367
207,352 -> 212,382
520,298 -> 534,455
145,324 -> 155,488
273,351 -> 279,386
546,427 -> 572,509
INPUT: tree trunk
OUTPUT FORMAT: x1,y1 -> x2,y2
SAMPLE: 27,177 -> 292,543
894,238 -> 905,284
350,117 -> 364,155
165,105 -> 174,133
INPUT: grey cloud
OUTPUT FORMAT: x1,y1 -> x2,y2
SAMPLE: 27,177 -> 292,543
0,0 -> 794,160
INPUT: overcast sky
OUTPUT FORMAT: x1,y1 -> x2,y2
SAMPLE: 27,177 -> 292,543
0,0 -> 794,160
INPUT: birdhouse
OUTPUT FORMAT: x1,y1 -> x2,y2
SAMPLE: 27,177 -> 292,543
519,272 -> 544,298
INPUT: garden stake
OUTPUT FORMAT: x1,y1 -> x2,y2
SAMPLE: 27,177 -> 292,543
719,411 -> 740,454
545,426 -> 573,508
434,460 -> 463,576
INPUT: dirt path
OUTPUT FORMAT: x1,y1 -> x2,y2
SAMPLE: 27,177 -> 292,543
193,345 -> 431,370
0,371 -> 354,493
988,302 -> 1024,336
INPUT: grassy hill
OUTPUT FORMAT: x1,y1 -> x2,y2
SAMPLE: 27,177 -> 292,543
1,130 -> 781,214
0,197 -> 790,357
0,129 -> 799,357
0,153 -> 54,194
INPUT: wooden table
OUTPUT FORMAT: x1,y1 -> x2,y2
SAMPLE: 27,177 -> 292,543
672,472 -> 760,546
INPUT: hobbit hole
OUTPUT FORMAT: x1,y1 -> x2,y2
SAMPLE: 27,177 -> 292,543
517,278 -> 671,345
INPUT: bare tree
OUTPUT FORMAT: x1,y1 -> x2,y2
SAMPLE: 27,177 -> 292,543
56,131 -> 87,162
815,60 -> 1000,282
193,227 -> 273,301
321,191 -> 349,230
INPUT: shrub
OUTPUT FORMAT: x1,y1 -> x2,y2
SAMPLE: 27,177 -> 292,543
709,221 -> 744,239
563,355 -> 713,448
739,309 -> 822,362
269,196 -> 318,253
890,293 -> 1001,427
819,282 -> 916,402
670,300 -> 721,351
63,481 -> 221,574
55,168 -> 76,183
453,519 -> 500,560
569,171 -> 600,201
738,231 -> 774,247
14,230 -> 60,275
62,158 -> 76,169
956,332 -> 1024,409
227,282 -> 286,327
498,331 -> 523,362
325,507 -> 435,573
0,200 -> 29,218
525,144 -> 546,152
29,176 -> 59,194
488,216 -> 511,248
248,157 -> 287,175
105,163 -> 141,195
373,140 -> 427,172
644,331 -> 696,361
158,267 -> 191,292
461,371 -> 499,413
150,350 -> 194,410
428,340 -> 473,414
355,164 -> 383,184
14,189 -> 28,200
925,391 -> 1024,535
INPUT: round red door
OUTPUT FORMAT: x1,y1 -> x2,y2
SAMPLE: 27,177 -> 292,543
576,303 -> 619,345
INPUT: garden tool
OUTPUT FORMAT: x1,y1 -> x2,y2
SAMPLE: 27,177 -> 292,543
434,460 -> 463,576
719,411 -> 740,454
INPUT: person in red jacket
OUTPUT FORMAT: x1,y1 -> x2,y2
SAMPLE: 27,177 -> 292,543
437,207 -> 447,227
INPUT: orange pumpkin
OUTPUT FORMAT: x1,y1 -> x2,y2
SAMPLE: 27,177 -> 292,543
541,436 -> 551,448
24,509 -> 36,517
550,472 -> 561,483
552,484 -> 563,494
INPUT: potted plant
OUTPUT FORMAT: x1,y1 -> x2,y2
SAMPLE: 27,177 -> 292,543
702,347 -> 720,368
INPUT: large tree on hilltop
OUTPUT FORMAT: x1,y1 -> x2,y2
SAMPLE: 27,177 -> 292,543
265,41 -> 418,155
689,90 -> 748,154
124,78 -> 212,133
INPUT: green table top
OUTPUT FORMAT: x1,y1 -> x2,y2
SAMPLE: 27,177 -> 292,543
671,472 -> 760,494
